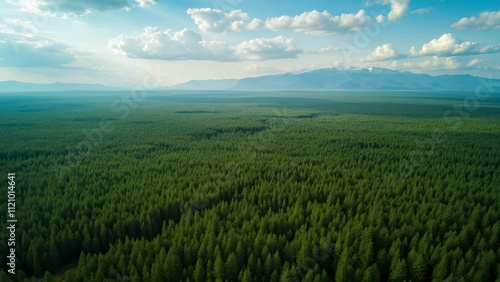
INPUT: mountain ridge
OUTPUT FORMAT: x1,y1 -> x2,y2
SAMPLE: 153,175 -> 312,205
172,67 -> 500,91
0,81 -> 118,92
1,68 -> 499,92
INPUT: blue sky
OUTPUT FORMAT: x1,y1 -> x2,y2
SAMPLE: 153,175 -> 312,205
0,0 -> 499,87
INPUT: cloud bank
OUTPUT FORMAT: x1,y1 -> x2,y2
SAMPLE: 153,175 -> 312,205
188,8 -> 376,35
234,36 -> 301,60
0,19 -> 75,67
15,0 -> 156,16
372,0 -> 410,21
410,33 -> 500,57
108,28 -> 301,61
264,10 -> 374,35
410,7 -> 433,15
451,11 -> 500,30
187,8 -> 263,33
364,44 -> 404,61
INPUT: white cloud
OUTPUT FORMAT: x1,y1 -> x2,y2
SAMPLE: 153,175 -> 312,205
410,33 -> 500,57
386,57 -> 447,70
466,59 -> 480,68
364,55 -> 498,74
319,46 -> 343,53
135,0 -> 155,7
373,0 -> 410,21
264,10 -> 374,35
108,28 -> 301,61
451,11 -> 500,30
410,7 -> 433,15
376,15 -> 386,23
0,40 -> 75,67
402,56 -> 494,71
14,0 -> 156,17
364,44 -> 404,61
187,8 -> 375,35
458,58 -> 497,71
108,27 -> 232,60
235,36 -> 301,60
0,18 -> 38,35
0,19 -> 75,67
417,56 -> 462,70
187,8 -> 262,33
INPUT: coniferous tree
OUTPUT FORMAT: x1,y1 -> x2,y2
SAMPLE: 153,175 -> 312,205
225,253 -> 239,281
164,249 -> 182,282
42,271 -> 54,282
242,267 -> 253,282
193,258 -> 205,282
214,254 -> 225,281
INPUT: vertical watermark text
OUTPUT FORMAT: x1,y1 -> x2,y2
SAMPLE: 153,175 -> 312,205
6,173 -> 17,275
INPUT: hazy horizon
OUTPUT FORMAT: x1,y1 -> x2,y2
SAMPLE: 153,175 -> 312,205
1,1 -> 499,87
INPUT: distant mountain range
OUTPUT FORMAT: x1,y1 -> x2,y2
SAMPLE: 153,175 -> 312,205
172,67 -> 500,91
1,68 -> 499,92
0,81 -> 117,92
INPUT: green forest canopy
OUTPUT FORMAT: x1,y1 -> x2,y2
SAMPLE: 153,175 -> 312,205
0,91 -> 499,281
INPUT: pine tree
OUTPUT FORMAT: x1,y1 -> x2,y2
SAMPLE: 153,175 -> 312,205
42,271 -> 54,282
32,242 -> 44,276
432,256 -> 448,281
75,253 -> 87,281
82,227 -> 92,254
409,252 -> 426,281
303,270 -> 315,282
193,258 -> 205,282
335,247 -> 353,282
151,261 -> 163,282
256,258 -> 263,281
359,228 -> 374,269
362,264 -> 380,282
242,267 -> 253,282
264,253 -> 273,280
142,264 -> 151,282
164,249 -> 182,281
389,257 -> 407,282
270,269 -> 279,282
226,253 -> 239,281
214,254 -> 225,280
272,251 -> 282,274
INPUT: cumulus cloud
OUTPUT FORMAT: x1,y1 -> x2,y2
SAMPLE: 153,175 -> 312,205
410,33 -> 500,57
319,46 -> 343,53
264,10 -> 374,35
187,8 -> 375,35
400,56 -> 493,71
187,8 -> 263,33
108,28 -> 232,60
0,18 -> 38,35
0,19 -> 75,67
14,0 -> 156,16
417,56 -> 463,70
410,7 -> 433,15
451,11 -> 500,30
376,15 -> 386,23
364,44 -> 404,61
371,56 -> 497,73
108,28 -> 301,61
235,36 -> 301,60
135,0 -> 155,7
373,0 -> 410,21
466,59 -> 480,68
186,5 -> 432,36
